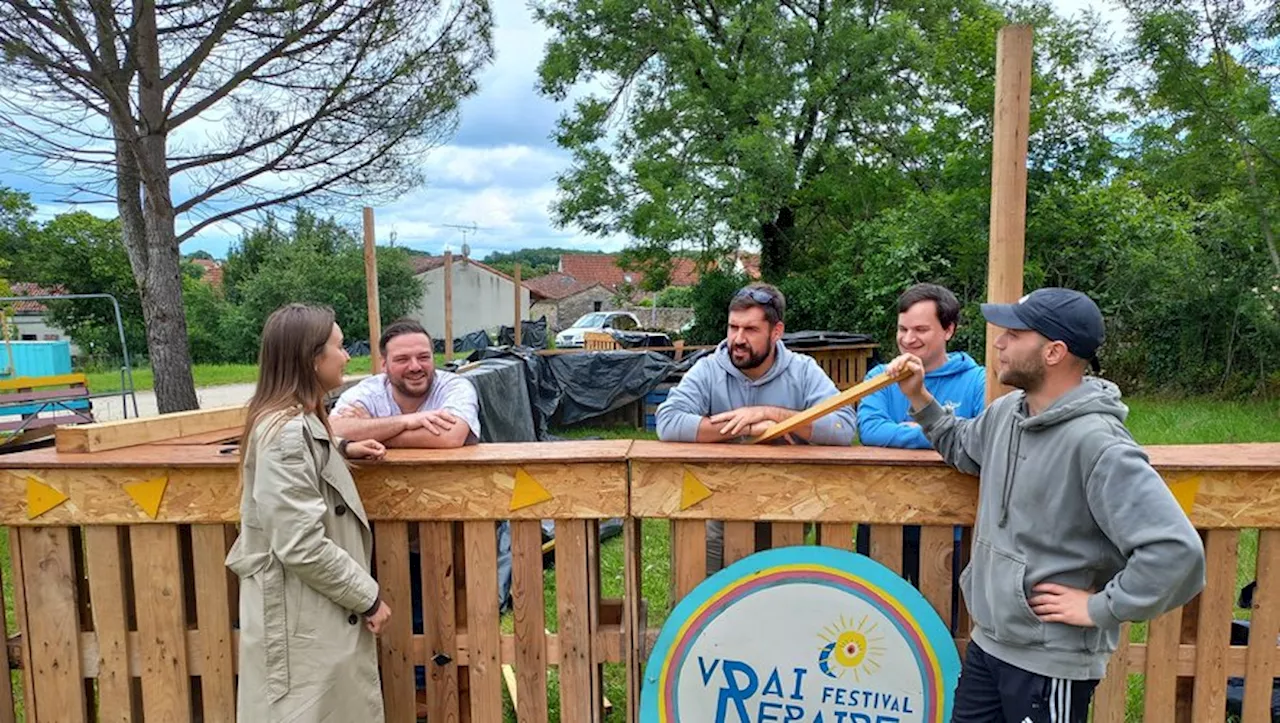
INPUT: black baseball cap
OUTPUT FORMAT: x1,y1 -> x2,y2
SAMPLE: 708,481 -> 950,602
980,288 -> 1105,372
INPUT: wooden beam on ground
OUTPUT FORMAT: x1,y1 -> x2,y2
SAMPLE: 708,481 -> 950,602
55,405 -> 247,453
363,206 -> 383,373
984,25 -> 1033,403
750,367 -> 907,444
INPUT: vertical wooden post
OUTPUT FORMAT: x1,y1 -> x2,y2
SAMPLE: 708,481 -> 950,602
984,25 -> 1033,403
444,250 -> 454,358
513,263 -> 523,347
362,207 -> 382,373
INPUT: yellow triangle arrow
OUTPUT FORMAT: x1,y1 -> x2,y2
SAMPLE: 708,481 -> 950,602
27,476 -> 69,520
1167,476 -> 1200,517
123,476 -> 169,520
680,470 -> 712,510
510,468 -> 553,511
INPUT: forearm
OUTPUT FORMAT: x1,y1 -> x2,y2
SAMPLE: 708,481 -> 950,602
384,424 -> 471,449
330,415 -> 409,443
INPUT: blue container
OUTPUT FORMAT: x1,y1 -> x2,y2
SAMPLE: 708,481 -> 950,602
643,387 -> 671,432
2,340 -> 74,379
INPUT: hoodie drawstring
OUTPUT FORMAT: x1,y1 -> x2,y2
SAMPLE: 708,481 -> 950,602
999,416 -> 1023,527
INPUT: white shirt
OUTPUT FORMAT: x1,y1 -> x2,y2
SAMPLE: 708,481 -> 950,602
333,371 -> 481,442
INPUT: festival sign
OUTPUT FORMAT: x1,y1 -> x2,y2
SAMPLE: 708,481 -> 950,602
641,546 -> 961,723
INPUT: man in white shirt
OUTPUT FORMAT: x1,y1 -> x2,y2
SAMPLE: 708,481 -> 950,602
331,319 -> 480,447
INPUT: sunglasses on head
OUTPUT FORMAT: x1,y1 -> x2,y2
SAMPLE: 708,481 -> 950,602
734,287 -> 777,309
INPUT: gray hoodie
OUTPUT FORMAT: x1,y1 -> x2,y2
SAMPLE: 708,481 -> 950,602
913,377 -> 1205,680
655,340 -> 855,445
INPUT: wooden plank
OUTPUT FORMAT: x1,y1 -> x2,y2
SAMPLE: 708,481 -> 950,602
869,524 -> 904,577
1243,530 -> 1280,723
19,526 -> 87,722
555,520 -> 598,723
1144,606 -> 1183,721
771,521 -> 805,549
0,460 -> 628,525
750,367 -> 908,443
0,532 -> 14,723
0,372 -> 87,392
623,517 -> 644,721
585,520 -> 604,719
1191,529 -> 1238,722
463,522 -> 503,723
1091,623 -> 1130,723
631,461 -> 978,524
56,404 -> 247,453
130,524 -> 191,721
510,520 -> 548,723
819,522 -> 853,551
420,522 -> 461,722
191,525 -> 236,722
8,528 -> 38,721
918,526 -> 953,627
722,521 -> 755,566
673,520 -> 706,602
373,522 -> 415,721
82,527 -> 133,722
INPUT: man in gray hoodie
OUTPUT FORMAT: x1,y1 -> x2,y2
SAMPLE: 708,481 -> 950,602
656,283 -> 855,570
885,287 -> 1204,723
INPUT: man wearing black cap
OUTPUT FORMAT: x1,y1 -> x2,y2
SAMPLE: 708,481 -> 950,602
885,287 -> 1205,723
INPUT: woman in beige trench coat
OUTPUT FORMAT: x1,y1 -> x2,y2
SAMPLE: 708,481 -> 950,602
226,303 -> 393,722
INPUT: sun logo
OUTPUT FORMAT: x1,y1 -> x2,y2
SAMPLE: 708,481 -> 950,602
817,615 -> 886,682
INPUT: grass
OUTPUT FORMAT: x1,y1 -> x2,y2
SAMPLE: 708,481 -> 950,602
0,396 -> 1276,721
81,353 -> 469,393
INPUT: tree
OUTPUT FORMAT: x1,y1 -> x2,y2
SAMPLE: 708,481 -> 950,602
481,247 -> 598,278
0,0 -> 493,411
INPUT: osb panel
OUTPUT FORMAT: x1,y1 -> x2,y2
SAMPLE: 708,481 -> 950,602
631,461 -> 977,523
0,461 -> 627,524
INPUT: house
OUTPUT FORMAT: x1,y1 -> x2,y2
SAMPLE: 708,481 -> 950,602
409,254 -> 530,341
190,258 -> 223,288
5,282 -> 72,345
527,252 -> 761,332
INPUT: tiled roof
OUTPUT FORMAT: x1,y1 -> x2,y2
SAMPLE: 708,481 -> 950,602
6,282 -> 63,314
409,254 -> 524,286
523,272 -> 603,301
558,254 -> 702,289
191,258 -> 223,287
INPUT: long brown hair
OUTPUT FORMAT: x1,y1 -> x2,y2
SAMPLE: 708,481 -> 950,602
242,303 -> 338,453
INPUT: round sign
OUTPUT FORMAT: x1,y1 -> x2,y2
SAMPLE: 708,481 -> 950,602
641,546 -> 960,723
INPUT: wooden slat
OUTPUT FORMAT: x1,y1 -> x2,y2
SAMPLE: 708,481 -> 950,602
869,524 -> 904,576
1144,608 -> 1182,721
1092,623 -> 1130,723
20,526 -> 89,721
722,521 -> 755,566
771,521 -> 805,549
82,527 -> 132,722
373,522 -> 415,721
1192,529 -> 1239,721
555,520 -> 598,723
585,520 -> 604,718
510,520 -> 548,723
751,367 -> 907,443
8,529 -> 37,721
0,531 -> 14,723
191,525 -> 235,722
420,522 -> 461,722
623,517 -> 644,721
463,522 -> 503,723
1244,530 -> 1280,723
918,526 -> 953,627
673,520 -> 706,602
819,522 -> 853,550
131,524 -> 191,720
0,372 -> 87,392
56,405 -> 247,453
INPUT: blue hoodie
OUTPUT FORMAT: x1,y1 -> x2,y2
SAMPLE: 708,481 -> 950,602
656,340 -> 855,445
857,351 -> 986,449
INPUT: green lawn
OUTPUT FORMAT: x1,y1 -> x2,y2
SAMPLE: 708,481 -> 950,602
82,353 -> 470,393
0,396 -> 1276,721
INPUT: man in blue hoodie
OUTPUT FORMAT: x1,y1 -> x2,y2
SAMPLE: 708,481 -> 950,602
858,283 -> 986,449
885,288 -> 1205,723
656,283 -> 855,571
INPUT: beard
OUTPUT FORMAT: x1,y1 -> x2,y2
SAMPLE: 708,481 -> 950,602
999,355 -> 1046,392
730,341 -> 772,371
390,371 -> 433,399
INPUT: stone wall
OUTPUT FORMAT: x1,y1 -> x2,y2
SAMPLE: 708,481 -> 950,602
620,305 -> 695,332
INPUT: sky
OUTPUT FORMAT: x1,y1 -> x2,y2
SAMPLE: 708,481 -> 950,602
4,0 -> 1128,262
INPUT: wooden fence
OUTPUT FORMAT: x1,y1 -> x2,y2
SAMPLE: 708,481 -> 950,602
0,434 -> 1278,721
